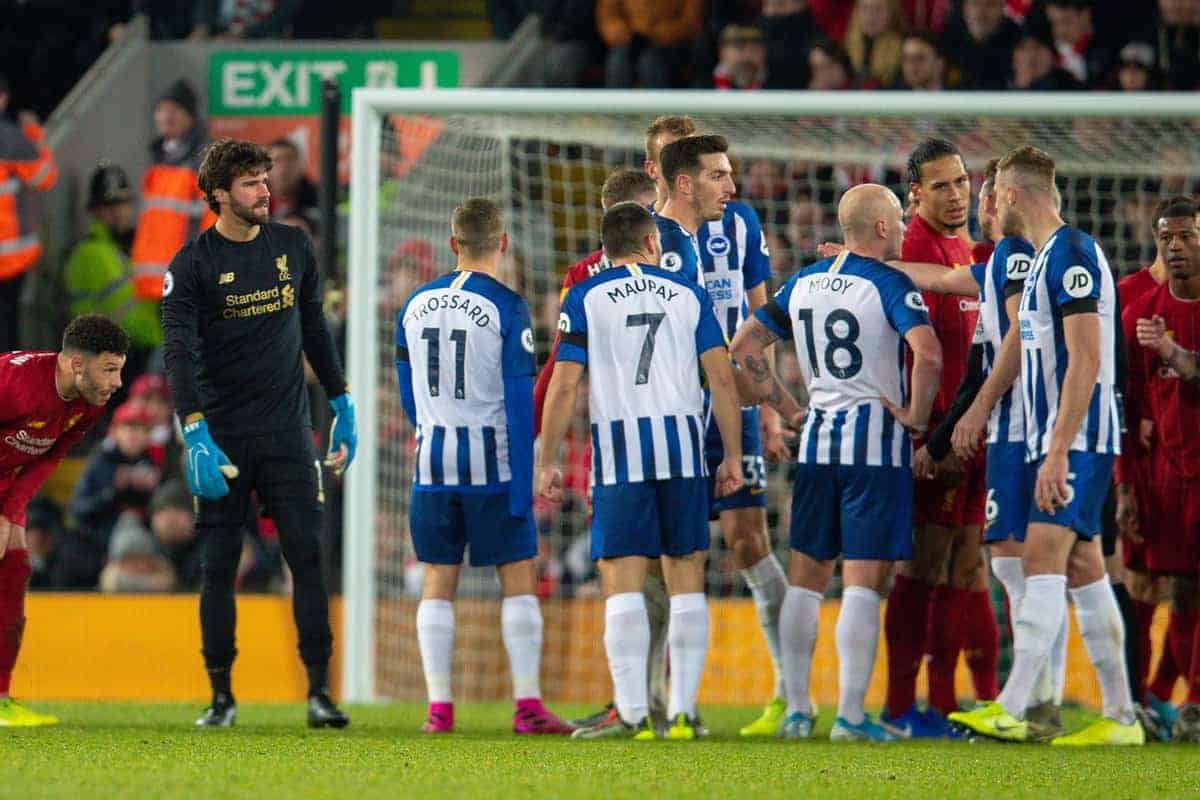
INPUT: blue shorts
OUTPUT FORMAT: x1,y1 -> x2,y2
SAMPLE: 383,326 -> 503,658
591,477 -> 710,560
789,462 -> 913,561
705,406 -> 766,518
409,488 -> 536,567
1025,451 -> 1115,539
984,442 -> 1031,544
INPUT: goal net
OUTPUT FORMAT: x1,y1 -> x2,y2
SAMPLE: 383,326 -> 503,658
344,89 -> 1198,704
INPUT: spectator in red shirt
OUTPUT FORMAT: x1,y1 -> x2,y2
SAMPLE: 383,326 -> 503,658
0,314 -> 127,725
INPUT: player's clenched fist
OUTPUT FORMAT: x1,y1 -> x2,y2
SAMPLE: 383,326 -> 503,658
1135,315 -> 1171,358
326,393 -> 358,475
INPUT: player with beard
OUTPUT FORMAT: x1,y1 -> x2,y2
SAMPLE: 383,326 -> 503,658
883,138 -> 999,737
161,139 -> 356,728
0,314 -> 128,725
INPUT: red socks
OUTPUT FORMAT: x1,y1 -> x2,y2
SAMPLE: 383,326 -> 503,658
961,588 -> 1000,702
926,585 -> 964,715
1130,598 -> 1157,701
1148,631 -> 1180,702
885,573 -> 933,718
0,549 -> 32,696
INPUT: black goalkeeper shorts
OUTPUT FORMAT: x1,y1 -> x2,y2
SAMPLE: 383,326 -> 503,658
195,427 -> 324,528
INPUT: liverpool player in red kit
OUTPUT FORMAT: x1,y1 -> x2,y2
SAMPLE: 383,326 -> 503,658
0,314 -> 128,725
883,139 -> 998,736
533,167 -> 656,431
1119,196 -> 1200,742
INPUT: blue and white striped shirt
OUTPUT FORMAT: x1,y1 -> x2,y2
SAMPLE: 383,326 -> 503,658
756,251 -> 932,469
697,200 -> 771,341
557,263 -> 725,485
1018,226 -> 1121,460
396,270 -> 536,490
968,236 -> 1035,445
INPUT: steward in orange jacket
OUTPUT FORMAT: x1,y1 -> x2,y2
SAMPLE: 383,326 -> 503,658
0,73 -> 58,351
130,80 -> 215,300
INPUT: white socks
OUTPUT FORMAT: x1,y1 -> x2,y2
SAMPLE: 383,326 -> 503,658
779,585 -> 822,716
835,586 -> 880,726
742,554 -> 788,700
605,592 -> 651,724
1071,577 -> 1135,724
1049,607 -> 1069,706
416,599 -> 455,703
997,574 -> 1066,716
501,594 -> 543,701
991,556 -> 1058,706
667,592 -> 709,719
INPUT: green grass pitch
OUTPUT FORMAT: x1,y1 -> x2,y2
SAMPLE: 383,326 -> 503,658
0,703 -> 1196,799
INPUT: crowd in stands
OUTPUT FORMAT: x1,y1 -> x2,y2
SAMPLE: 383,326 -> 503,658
542,0 -> 1200,91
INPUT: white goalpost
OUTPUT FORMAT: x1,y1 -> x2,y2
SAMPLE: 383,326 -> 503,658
344,88 -> 1199,704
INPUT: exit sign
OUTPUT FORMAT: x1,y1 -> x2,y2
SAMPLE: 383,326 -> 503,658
208,49 -> 460,115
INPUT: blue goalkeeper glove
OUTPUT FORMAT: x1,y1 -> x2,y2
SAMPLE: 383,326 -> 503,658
182,416 -> 236,500
327,393 -> 357,475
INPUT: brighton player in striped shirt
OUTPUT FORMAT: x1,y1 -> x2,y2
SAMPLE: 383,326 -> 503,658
877,161 -> 1068,740
647,116 -> 795,737
950,146 -> 1143,746
732,184 -> 942,742
395,198 -> 573,736
538,202 -> 744,740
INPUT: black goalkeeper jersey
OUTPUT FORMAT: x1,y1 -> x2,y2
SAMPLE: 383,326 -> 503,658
161,222 -> 345,437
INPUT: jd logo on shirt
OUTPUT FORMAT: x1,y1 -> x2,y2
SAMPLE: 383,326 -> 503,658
706,235 -> 730,258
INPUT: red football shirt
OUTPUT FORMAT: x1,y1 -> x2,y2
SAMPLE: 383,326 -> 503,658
1120,282 -> 1200,482
533,249 -> 608,435
1114,266 -> 1163,480
902,214 -> 977,419
972,240 -> 995,266
1118,265 -> 1161,312
0,351 -> 105,526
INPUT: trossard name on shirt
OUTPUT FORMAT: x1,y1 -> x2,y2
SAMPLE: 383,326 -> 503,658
404,291 -> 494,328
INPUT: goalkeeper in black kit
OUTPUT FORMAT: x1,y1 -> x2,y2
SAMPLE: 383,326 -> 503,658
161,139 -> 357,728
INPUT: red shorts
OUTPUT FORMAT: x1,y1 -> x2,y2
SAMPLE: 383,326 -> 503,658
1139,470 -> 1200,575
914,448 -> 987,529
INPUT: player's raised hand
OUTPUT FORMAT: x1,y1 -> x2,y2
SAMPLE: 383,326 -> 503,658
327,393 -> 358,476
1034,451 -> 1071,513
1136,315 -> 1172,359
816,241 -> 844,258
714,454 -> 744,499
951,403 -> 988,460
537,465 -> 564,504
182,417 -> 235,500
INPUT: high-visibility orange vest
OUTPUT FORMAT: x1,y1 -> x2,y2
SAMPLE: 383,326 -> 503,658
0,119 -> 57,281
130,131 -> 216,300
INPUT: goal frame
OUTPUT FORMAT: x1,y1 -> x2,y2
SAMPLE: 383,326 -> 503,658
343,87 -> 1198,703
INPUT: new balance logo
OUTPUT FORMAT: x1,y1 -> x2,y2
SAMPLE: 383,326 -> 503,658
218,272 -> 235,285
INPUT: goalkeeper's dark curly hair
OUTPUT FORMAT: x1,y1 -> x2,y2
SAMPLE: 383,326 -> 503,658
198,138 -> 273,214
62,314 -> 129,357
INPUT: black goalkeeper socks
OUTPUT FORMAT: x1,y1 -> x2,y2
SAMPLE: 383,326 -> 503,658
306,663 -> 329,697
207,667 -> 233,699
